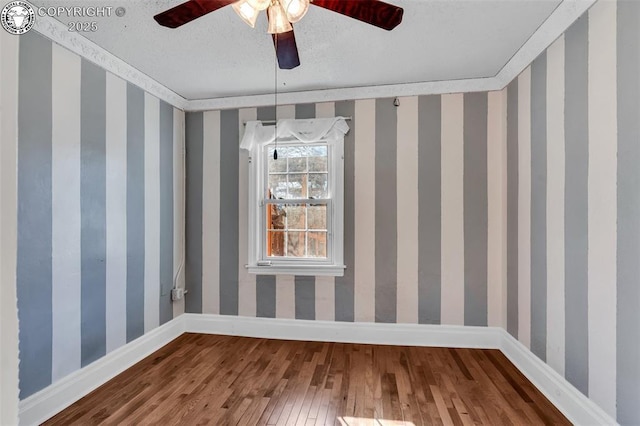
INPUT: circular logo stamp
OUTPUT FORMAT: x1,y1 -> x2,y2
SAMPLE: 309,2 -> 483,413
1,1 -> 35,35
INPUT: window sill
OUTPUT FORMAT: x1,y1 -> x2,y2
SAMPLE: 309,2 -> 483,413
247,264 -> 345,277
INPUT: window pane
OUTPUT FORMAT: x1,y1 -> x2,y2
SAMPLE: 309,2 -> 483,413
268,205 -> 286,230
308,173 -> 328,198
285,204 -> 306,230
288,157 -> 307,173
308,154 -> 327,172
307,232 -> 327,258
268,151 -> 287,172
287,174 -> 307,198
267,231 -> 285,257
287,232 -> 306,257
308,205 -> 326,229
268,174 -> 287,199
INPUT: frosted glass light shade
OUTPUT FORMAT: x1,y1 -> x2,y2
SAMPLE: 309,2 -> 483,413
282,0 -> 309,23
267,2 -> 292,34
247,0 -> 271,11
232,0 -> 259,28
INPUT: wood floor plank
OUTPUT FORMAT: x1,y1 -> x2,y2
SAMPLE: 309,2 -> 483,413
43,334 -> 570,426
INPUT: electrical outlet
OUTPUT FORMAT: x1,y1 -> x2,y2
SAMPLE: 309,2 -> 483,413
171,288 -> 184,301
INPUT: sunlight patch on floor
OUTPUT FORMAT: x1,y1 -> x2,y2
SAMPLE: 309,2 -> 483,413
338,416 -> 416,426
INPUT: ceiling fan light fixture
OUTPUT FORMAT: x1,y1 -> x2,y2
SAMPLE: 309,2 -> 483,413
232,0 -> 259,28
282,0 -> 309,23
246,0 -> 271,11
267,1 -> 293,34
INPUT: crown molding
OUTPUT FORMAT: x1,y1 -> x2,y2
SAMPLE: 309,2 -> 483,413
494,0 -> 596,87
33,15 -> 189,110
31,0 -> 594,112
186,77 -> 501,111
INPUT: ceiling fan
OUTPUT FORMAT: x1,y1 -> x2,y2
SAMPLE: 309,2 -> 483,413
154,0 -> 404,70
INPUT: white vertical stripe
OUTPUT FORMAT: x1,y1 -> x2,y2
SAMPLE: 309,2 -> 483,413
172,109 -> 186,319
396,96 -> 419,324
275,105 -> 296,319
500,88 -> 509,331
202,110 -> 221,315
587,1 -> 617,416
546,35 -> 566,377
517,68 -> 532,348
440,93 -> 465,326
105,73 -> 128,353
238,107 -> 258,317
314,276 -> 335,321
276,275 -> 296,319
51,44 -> 82,380
487,90 -> 507,328
0,30 -> 19,426
316,102 -> 335,118
277,105 -> 296,118
354,99 -> 376,322
144,93 -> 160,332
315,102 -> 336,321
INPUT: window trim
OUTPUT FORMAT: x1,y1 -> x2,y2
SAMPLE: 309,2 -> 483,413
247,131 -> 345,277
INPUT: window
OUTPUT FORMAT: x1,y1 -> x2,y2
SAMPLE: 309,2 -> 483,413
244,118 -> 347,276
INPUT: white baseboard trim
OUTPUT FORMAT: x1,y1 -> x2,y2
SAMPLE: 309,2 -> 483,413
183,313 -> 503,348
18,314 -> 617,426
499,330 -> 617,426
18,318 -> 185,426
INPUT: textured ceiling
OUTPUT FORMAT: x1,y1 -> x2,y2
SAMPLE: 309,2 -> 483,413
31,0 -> 562,100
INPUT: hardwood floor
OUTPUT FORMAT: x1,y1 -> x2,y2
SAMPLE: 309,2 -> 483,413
44,333 -> 570,425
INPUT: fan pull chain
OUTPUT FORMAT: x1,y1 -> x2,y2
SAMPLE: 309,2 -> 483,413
273,32 -> 278,161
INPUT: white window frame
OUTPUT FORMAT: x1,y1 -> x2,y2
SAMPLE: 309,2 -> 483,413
247,129 -> 345,276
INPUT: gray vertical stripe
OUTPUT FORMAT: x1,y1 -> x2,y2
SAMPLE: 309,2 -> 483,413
17,32 -> 53,398
185,112 -> 203,314
418,95 -> 442,324
294,276 -> 315,320
256,106 -> 277,318
375,98 -> 397,323
159,102 -> 174,325
335,101 -> 355,322
295,103 -> 315,119
257,105 -> 276,119
256,275 -> 276,318
564,15 -> 589,396
507,79 -> 519,338
463,92 -> 488,327
617,1 -> 640,423
295,103 -> 316,320
530,53 -> 548,362
80,60 -> 107,366
126,83 -> 146,339
219,109 -> 240,315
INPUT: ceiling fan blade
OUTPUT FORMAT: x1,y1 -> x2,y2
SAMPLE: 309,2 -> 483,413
154,0 -> 234,28
311,0 -> 403,31
272,30 -> 301,70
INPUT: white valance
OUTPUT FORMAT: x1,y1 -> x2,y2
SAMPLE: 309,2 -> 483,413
240,117 -> 350,151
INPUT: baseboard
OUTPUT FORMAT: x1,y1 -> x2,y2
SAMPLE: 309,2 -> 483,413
18,314 -> 617,426
183,313 -> 504,349
499,330 -> 617,425
18,318 -> 185,426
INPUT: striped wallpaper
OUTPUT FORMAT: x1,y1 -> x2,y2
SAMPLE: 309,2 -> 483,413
506,0 -> 639,423
16,32 -> 185,399
12,1 -> 638,424
185,92 -> 507,327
